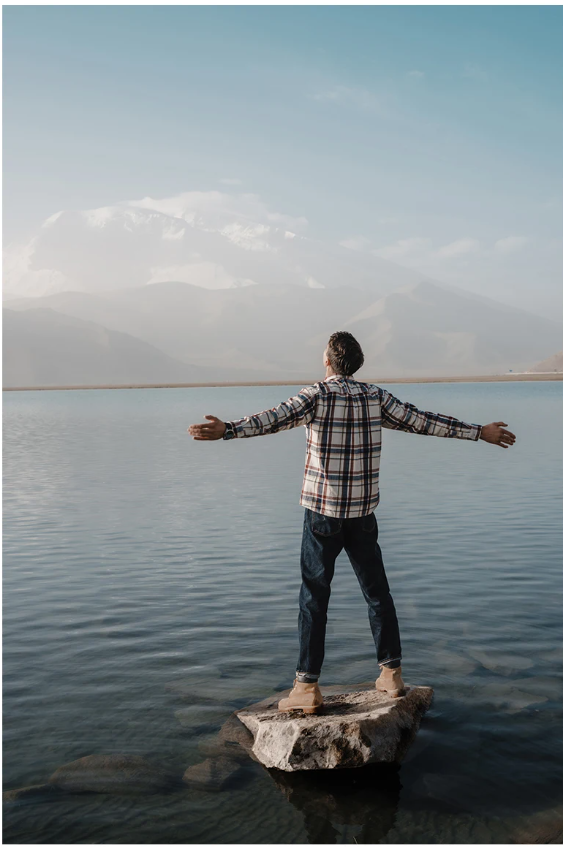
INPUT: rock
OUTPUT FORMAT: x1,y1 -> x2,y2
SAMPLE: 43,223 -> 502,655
198,713 -> 256,763
3,783 -> 58,803
174,704 -> 230,728
236,683 -> 433,772
466,648 -> 534,675
478,681 -> 548,713
182,756 -> 242,791
511,805 -> 563,844
432,649 -> 478,676
48,754 -> 177,795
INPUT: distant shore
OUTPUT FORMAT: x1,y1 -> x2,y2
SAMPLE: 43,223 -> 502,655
3,373 -> 562,391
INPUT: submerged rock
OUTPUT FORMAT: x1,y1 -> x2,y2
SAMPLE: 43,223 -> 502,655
48,754 -> 176,795
236,683 -> 433,772
182,756 -> 243,791
198,713 -> 256,763
3,783 -> 59,804
466,648 -> 534,676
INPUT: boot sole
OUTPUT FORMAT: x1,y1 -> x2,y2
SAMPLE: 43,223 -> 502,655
376,687 -> 407,698
278,706 -> 323,715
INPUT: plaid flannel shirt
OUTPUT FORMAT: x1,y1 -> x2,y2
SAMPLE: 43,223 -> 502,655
223,375 -> 482,518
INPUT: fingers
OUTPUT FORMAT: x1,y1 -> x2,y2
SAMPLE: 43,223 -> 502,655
204,415 -> 220,421
188,422 -> 220,434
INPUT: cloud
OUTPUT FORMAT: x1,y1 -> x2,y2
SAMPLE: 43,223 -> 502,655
373,236 -> 482,264
219,178 -> 243,185
311,85 -> 385,113
434,238 -> 480,258
339,235 -> 371,251
406,70 -> 425,78
372,237 -> 431,261
494,236 -> 530,254
127,191 -> 308,231
2,190 -> 309,298
463,63 -> 488,81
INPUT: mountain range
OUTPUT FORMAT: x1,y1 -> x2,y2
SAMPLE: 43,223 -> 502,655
527,350 -> 563,373
3,195 -> 562,387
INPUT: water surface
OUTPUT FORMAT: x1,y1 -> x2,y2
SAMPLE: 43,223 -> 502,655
3,381 -> 563,843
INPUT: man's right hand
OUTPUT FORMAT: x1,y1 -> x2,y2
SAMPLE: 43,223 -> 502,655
187,415 -> 227,441
480,422 -> 516,449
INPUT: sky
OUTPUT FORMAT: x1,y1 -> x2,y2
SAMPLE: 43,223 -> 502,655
2,5 -> 562,318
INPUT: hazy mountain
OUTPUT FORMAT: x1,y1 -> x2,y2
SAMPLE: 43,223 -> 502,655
2,307 -> 233,387
5,280 -> 562,382
526,351 -> 563,373
4,282 -> 371,375
3,195 -> 561,384
341,280 -> 563,376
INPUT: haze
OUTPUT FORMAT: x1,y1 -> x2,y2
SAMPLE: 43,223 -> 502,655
2,7 -> 562,386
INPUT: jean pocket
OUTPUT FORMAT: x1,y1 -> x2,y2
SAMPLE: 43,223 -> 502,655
360,512 -> 377,533
311,512 -> 342,536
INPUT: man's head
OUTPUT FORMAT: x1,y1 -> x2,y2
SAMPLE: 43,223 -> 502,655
323,331 -> 365,377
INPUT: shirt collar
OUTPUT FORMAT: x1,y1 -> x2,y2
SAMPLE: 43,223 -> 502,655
325,374 -> 355,382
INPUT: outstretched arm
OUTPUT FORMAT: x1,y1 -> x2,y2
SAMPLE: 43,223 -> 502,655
187,386 -> 318,441
378,388 -> 516,448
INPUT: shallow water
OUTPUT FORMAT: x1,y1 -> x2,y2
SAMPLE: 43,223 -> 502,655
3,381 -> 563,844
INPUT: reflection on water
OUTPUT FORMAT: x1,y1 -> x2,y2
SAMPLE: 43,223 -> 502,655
269,765 -> 402,844
3,382 -> 563,843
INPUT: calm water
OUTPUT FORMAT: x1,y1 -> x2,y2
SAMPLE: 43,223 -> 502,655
3,381 -> 563,844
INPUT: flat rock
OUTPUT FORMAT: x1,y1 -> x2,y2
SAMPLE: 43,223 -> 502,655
48,754 -> 176,795
182,756 -> 242,791
236,683 -> 433,772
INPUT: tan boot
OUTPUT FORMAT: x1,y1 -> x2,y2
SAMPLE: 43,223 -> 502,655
278,679 -> 323,715
376,665 -> 406,698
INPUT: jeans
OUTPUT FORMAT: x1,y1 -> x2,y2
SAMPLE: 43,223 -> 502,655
297,508 -> 402,679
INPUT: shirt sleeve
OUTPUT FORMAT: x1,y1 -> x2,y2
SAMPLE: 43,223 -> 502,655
377,387 -> 482,441
223,385 -> 318,439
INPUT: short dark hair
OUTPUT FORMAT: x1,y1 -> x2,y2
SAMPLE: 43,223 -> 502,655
326,331 -> 364,376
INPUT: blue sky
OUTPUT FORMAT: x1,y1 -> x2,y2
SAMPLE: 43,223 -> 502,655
3,6 -> 562,317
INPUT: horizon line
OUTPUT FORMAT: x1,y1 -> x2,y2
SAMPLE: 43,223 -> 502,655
3,373 -> 562,392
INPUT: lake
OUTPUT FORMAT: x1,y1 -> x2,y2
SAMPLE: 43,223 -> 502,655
3,381 -> 563,844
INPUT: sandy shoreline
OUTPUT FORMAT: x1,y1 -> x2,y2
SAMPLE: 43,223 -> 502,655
3,373 -> 562,391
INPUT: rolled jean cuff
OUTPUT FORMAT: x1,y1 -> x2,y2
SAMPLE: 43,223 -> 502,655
296,671 -> 320,683
379,658 -> 401,670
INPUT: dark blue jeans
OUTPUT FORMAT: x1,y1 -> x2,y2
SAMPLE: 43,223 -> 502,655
297,508 -> 402,678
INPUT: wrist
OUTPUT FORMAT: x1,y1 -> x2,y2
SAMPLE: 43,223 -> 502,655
223,421 -> 236,440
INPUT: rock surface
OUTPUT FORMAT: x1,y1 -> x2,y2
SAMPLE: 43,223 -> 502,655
48,754 -> 176,795
511,805 -> 563,844
236,683 -> 433,771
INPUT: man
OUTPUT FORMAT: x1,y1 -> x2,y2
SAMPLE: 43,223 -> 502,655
188,331 -> 516,715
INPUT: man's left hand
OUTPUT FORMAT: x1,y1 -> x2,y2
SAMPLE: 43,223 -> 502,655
480,421 -> 516,448
188,415 -> 227,441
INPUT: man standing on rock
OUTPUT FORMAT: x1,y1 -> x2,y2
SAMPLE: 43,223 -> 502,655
188,332 -> 516,714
